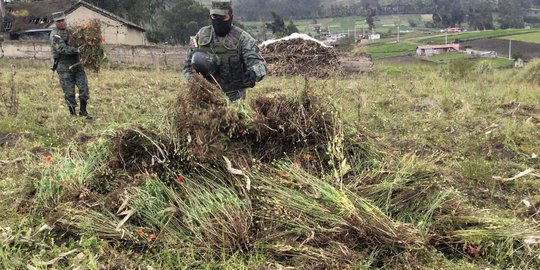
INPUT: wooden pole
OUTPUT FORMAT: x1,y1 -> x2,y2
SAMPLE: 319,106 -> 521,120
508,39 -> 512,60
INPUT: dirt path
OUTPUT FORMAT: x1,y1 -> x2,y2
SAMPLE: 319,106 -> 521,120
339,55 -> 373,75
376,55 -> 437,65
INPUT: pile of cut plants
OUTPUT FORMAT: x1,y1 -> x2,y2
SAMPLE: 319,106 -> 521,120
261,33 -> 342,78
4,74 -> 540,269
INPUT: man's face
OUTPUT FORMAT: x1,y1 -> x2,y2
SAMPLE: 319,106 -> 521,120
211,13 -> 231,21
55,19 -> 67,30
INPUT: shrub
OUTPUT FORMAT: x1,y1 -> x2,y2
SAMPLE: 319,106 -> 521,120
511,52 -> 523,61
515,59 -> 540,86
448,59 -> 475,79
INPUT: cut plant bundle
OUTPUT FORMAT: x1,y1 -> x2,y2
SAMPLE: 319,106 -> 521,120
69,19 -> 107,72
249,162 -> 426,266
172,73 -> 338,168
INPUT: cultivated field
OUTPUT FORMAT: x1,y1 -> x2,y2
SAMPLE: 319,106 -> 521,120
360,27 -> 540,65
1,57 -> 540,269
463,39 -> 540,60
417,28 -> 538,44
500,32 -> 540,44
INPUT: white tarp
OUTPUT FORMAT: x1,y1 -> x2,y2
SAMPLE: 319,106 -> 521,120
261,33 -> 331,48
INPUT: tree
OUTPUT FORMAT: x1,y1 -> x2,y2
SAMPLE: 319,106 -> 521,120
236,0 -> 323,20
511,51 -> 523,60
498,0 -> 529,28
407,17 -> 418,27
264,12 -> 300,37
361,0 -> 380,32
163,0 -> 209,44
286,20 -> 299,34
85,0 -> 165,25
365,8 -> 376,31
464,0 -> 494,30
432,0 -> 465,27
265,11 -> 286,37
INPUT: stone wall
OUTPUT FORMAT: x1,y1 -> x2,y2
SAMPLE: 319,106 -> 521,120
0,41 -> 51,60
0,40 -> 187,68
107,44 -> 186,68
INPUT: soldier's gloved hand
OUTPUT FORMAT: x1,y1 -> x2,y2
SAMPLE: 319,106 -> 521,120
244,70 -> 257,88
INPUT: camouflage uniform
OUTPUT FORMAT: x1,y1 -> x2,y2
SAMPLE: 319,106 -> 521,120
50,28 -> 90,109
183,1 -> 267,101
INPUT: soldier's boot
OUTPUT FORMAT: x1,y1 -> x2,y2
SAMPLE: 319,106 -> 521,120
79,100 -> 93,120
68,106 -> 77,116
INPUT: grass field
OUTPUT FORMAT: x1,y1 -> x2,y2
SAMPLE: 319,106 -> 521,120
499,32 -> 540,43
1,56 -> 540,269
422,52 -> 469,62
364,42 -> 418,59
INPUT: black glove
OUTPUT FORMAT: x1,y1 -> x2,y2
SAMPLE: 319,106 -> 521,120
244,70 -> 257,88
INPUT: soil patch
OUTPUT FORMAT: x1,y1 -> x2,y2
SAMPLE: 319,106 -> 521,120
0,132 -> 23,148
339,54 -> 374,75
497,101 -> 538,117
377,55 -> 437,65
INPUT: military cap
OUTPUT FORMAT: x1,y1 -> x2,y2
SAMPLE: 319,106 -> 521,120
52,12 -> 66,22
210,0 -> 232,16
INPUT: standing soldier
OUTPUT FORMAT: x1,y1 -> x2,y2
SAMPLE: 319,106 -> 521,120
50,12 -> 93,120
183,0 -> 268,101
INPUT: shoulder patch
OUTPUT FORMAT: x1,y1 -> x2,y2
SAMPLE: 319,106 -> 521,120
197,26 -> 213,46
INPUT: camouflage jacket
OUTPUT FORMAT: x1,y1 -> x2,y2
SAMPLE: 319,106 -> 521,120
50,28 -> 80,72
183,25 -> 267,91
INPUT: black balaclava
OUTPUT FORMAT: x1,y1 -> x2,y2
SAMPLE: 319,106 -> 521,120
212,15 -> 233,37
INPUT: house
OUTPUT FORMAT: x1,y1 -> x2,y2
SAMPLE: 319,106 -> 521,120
525,8 -> 540,20
416,44 -> 460,56
514,58 -> 525,68
447,27 -> 464,33
1,0 -> 147,45
368,34 -> 380,40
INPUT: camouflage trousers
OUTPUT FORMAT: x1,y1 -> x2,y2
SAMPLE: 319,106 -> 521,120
57,67 -> 89,108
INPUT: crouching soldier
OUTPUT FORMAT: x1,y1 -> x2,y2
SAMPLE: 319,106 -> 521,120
50,11 -> 93,120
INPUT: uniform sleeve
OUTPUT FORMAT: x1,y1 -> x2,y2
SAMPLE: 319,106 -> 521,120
240,33 -> 268,81
50,31 -> 78,56
183,34 -> 200,81
183,46 -> 194,81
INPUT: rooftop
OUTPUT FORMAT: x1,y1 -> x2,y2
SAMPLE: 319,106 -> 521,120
2,0 -> 145,33
417,44 -> 460,50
